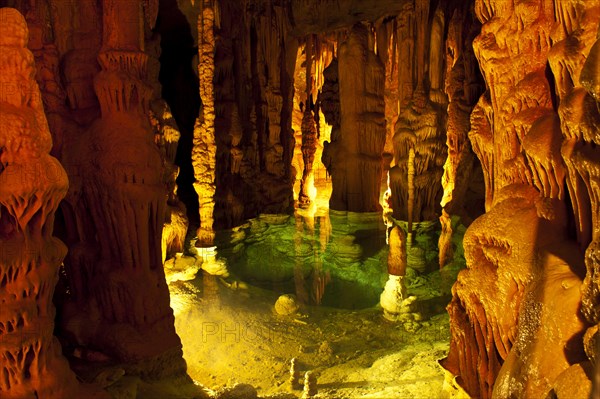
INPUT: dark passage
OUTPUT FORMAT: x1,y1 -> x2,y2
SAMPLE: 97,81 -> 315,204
155,0 -> 201,254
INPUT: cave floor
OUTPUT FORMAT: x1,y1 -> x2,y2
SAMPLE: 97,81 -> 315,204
169,272 -> 455,399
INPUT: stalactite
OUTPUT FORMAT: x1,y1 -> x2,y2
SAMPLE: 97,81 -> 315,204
382,17 -> 398,169
396,3 -> 415,105
210,0 -> 297,227
414,0 -> 429,93
429,7 -> 445,104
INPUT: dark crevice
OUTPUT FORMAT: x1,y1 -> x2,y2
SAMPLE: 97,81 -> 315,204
546,61 -> 558,111
250,22 -> 266,173
155,0 -> 201,253
563,180 -> 578,243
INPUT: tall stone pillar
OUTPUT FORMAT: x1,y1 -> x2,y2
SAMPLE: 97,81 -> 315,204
60,0 -> 185,376
194,0 -> 217,245
325,24 -> 386,212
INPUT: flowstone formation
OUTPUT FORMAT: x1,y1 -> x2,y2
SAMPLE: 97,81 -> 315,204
56,0 -> 186,376
388,0 -> 447,225
0,8 -> 80,398
561,7 -> 600,397
438,5 -> 484,268
443,1 -> 600,397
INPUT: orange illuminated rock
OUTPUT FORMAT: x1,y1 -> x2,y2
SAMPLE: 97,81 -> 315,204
194,0 -> 217,246
444,1 -> 599,398
0,7 -> 81,398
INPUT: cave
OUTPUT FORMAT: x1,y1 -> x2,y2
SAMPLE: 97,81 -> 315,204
0,0 -> 599,398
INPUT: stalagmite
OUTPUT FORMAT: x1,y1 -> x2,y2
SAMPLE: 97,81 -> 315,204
380,225 -> 416,321
438,210 -> 453,269
407,146 -> 415,234
289,358 -> 302,389
301,370 -> 317,398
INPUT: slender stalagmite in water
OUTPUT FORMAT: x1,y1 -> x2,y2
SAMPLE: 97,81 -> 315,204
300,35 -> 317,207
407,146 -> 415,237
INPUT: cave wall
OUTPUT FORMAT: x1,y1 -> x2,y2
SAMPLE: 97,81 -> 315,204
442,0 -> 600,397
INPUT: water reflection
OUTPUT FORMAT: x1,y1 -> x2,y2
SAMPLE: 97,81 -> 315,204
206,200 -> 389,310
190,190 -> 453,313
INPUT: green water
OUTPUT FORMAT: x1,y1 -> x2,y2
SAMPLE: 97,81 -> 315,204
209,210 -> 453,310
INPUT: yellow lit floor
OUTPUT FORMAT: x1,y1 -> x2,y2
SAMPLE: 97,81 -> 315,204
169,274 -> 454,398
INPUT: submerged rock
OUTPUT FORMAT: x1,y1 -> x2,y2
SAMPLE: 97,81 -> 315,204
275,294 -> 301,316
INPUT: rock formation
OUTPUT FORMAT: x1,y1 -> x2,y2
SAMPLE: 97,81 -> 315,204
198,0 -> 298,230
388,0 -> 447,225
0,8 -> 79,398
323,23 -> 386,212
194,0 -> 218,246
298,36 -> 318,207
380,226 -> 417,321
58,0 -> 185,376
438,5 -> 484,268
442,0 -> 600,397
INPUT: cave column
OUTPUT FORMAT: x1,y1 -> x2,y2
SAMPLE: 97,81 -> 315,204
57,0 -> 185,373
389,0 -> 446,226
329,24 -> 386,212
438,8 -> 482,268
299,35 -> 317,207
194,0 -> 217,246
